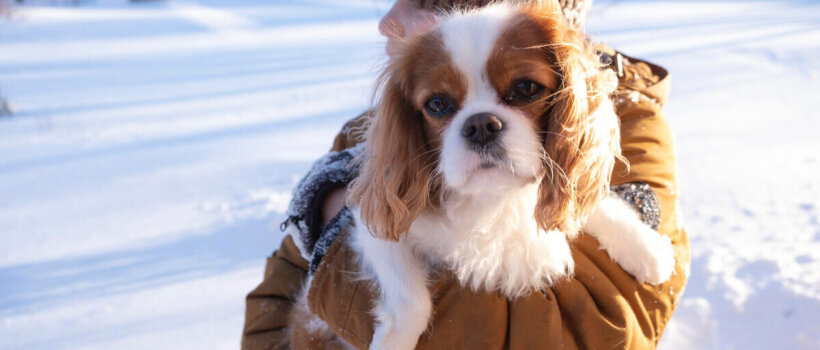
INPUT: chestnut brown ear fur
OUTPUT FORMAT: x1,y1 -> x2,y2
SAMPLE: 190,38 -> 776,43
348,54 -> 440,242
523,5 -> 621,235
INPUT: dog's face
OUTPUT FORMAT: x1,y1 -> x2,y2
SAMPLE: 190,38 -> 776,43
351,4 -> 620,240
417,9 -> 560,194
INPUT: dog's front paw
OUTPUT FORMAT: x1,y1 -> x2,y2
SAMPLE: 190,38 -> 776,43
369,315 -> 396,350
632,232 -> 676,285
369,317 -> 423,350
369,300 -> 431,350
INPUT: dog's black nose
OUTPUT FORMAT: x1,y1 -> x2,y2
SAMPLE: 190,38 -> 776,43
461,113 -> 504,146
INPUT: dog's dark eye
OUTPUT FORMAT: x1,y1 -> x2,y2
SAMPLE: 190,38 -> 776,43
424,95 -> 457,118
506,79 -> 544,104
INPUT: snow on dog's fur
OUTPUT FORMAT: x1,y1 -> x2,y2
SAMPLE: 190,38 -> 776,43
290,3 -> 675,349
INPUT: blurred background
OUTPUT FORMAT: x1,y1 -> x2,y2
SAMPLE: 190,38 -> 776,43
0,0 -> 818,349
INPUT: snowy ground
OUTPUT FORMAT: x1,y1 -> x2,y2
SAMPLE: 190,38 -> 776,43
0,0 -> 818,349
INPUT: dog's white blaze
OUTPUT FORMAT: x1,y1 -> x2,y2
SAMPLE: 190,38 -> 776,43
439,5 -> 512,101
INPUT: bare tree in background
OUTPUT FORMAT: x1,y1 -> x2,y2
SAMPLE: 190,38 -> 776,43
1,1 -> 10,116
0,0 -> 12,18
0,92 -> 10,117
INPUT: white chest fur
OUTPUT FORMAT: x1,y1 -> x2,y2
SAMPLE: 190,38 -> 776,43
406,183 -> 574,298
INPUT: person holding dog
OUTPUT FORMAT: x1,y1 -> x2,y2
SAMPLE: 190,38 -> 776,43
242,0 -> 689,349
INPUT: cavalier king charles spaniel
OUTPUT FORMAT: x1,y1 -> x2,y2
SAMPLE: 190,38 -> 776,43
291,3 -> 675,349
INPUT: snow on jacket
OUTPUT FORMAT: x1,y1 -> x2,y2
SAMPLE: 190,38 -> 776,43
241,45 -> 690,350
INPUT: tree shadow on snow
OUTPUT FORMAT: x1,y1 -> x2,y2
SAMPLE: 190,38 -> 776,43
0,212 -> 288,318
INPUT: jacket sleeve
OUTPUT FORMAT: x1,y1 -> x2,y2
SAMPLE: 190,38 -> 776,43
241,235 -> 308,350
306,56 -> 690,349
240,116 -> 369,350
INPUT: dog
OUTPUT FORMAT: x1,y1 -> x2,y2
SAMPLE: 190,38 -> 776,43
290,3 -> 675,349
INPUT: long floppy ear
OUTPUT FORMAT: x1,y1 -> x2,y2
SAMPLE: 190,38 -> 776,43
535,21 -> 621,236
348,68 -> 437,241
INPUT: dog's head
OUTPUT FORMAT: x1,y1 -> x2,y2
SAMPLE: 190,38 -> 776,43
350,3 -> 620,240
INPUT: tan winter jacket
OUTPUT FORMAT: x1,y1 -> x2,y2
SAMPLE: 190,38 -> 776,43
242,47 -> 690,350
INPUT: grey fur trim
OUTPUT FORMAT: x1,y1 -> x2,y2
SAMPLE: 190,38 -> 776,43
558,0 -> 592,29
611,182 -> 661,230
281,143 -> 363,259
309,206 -> 353,274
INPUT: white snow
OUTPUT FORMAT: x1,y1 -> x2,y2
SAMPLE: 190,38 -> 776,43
0,0 -> 818,349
